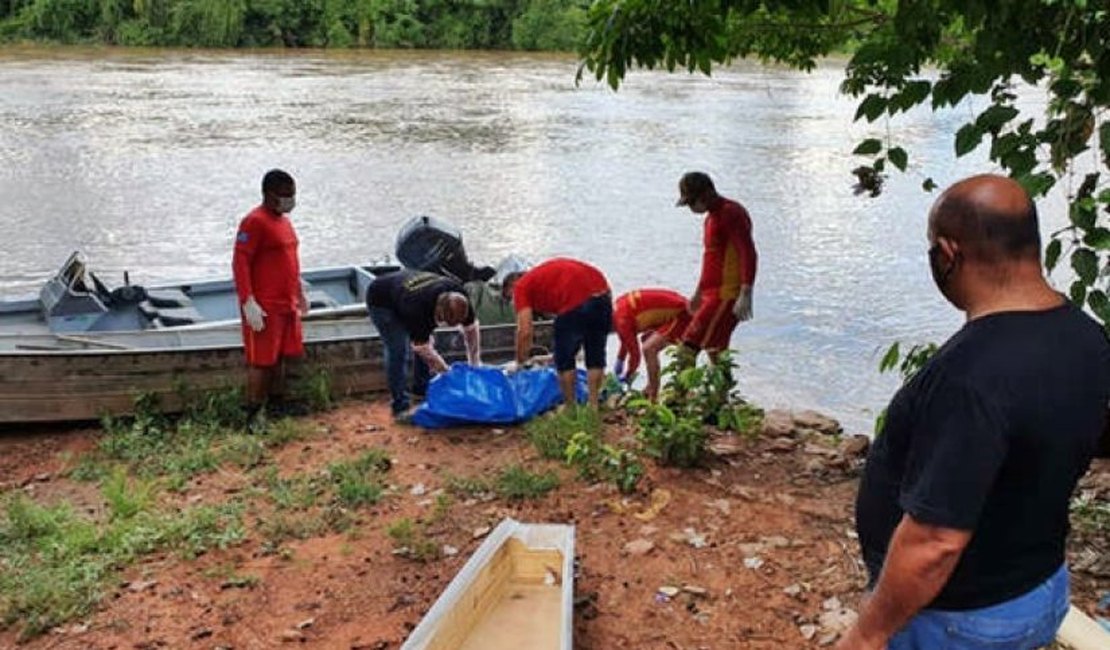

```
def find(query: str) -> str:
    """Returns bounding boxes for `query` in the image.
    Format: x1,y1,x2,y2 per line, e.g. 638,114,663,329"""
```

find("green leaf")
855,95,887,122
1016,172,1055,198
976,104,1019,131
1083,228,1110,250
1070,198,1097,229
1088,290,1110,325
1045,238,1063,271
955,124,983,156
1072,248,1098,284
888,147,908,171
922,178,938,192
900,80,931,108
879,342,900,373
853,138,883,155
1070,280,1088,306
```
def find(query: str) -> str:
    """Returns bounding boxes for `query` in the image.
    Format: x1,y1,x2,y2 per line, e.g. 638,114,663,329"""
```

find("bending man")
612,288,690,401
366,269,480,421
503,258,611,409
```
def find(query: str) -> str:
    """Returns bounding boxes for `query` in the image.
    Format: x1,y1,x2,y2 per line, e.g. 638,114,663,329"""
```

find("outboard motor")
395,215,495,282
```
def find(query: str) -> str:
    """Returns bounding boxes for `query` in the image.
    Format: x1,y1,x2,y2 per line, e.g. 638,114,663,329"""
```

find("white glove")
503,361,521,375
732,286,753,322
242,296,266,332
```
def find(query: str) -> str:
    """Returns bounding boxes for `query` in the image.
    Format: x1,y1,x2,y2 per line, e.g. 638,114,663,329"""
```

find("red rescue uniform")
683,196,758,351
513,258,610,315
613,289,690,378
232,205,304,367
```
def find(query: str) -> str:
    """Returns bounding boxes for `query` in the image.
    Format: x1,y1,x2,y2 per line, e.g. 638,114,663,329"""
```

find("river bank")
0,397,1105,648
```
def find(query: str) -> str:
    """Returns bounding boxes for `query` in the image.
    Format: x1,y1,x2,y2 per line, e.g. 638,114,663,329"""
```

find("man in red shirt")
612,288,690,402
503,258,611,409
675,171,758,364
232,169,309,426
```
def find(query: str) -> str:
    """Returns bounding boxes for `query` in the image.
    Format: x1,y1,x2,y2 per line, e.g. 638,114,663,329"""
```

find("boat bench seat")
145,289,192,309
138,301,205,327
306,290,339,310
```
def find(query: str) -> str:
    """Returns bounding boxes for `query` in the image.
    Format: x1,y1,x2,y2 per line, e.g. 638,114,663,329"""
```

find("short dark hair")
939,193,1041,263
262,169,295,194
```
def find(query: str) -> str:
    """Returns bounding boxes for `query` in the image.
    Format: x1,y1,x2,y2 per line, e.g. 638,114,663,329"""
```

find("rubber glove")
613,358,626,380
242,295,266,332
732,286,753,322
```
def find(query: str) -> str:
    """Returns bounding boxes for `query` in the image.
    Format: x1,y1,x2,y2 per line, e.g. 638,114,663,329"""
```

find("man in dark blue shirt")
838,175,1110,649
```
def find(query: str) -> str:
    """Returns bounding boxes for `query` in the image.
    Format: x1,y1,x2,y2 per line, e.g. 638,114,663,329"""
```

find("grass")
1071,491,1109,535
525,407,602,460
445,465,560,502
203,563,260,589
0,484,244,640
255,449,392,549
70,390,318,488
493,465,560,500
386,518,440,563
328,449,392,508
289,366,335,412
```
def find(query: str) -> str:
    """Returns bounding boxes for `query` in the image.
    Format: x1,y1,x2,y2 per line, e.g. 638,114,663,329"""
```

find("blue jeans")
368,306,430,415
889,564,1069,649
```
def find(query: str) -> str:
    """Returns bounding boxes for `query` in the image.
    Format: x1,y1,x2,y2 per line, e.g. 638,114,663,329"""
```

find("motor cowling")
395,215,495,282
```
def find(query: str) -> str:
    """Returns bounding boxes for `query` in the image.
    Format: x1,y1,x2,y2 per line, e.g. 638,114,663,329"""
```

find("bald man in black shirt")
840,175,1110,649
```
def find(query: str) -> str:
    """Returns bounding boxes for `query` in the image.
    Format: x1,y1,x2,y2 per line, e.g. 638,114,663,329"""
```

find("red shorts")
681,299,738,352
242,312,304,367
654,311,693,343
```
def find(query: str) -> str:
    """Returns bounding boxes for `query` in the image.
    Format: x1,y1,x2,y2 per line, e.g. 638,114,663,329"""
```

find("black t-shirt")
856,302,1110,610
366,270,475,344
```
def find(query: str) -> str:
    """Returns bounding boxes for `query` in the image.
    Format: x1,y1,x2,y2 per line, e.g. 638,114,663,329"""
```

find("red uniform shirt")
614,289,689,378
232,205,301,314
696,196,757,301
513,258,610,315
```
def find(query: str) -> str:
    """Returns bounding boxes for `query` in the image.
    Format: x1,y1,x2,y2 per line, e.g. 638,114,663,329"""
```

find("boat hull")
0,320,552,424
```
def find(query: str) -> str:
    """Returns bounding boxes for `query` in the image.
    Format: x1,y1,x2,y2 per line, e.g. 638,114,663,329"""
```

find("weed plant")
386,518,440,563
0,483,243,640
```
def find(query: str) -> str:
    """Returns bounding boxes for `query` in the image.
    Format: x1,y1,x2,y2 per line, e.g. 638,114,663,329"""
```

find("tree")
579,0,1110,326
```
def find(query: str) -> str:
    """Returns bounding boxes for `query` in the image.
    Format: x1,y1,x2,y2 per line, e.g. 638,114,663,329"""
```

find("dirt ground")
0,400,1106,650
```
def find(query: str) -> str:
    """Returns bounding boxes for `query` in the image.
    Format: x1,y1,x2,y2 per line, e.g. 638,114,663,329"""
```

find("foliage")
633,351,759,467
564,430,643,493
289,366,334,412
446,464,560,500
492,464,560,500
385,517,439,562
0,0,588,51
878,341,938,385
874,341,938,434
1070,490,1109,536
512,0,586,51
525,406,601,460
580,1,1110,328
327,448,392,508
0,490,243,640
76,389,316,486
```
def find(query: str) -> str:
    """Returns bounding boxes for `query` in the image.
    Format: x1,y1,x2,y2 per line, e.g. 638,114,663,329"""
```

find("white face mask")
277,196,296,214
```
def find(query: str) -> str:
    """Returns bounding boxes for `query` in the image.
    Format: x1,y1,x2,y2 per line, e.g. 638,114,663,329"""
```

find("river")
0,47,1070,432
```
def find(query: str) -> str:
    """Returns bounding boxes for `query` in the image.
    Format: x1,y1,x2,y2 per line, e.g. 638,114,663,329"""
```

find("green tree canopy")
0,0,589,50
579,0,1110,326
